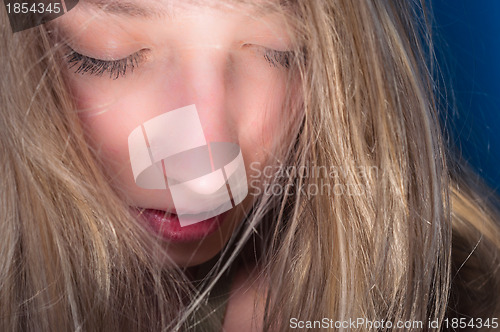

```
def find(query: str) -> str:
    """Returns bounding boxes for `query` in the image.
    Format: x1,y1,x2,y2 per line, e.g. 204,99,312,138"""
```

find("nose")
180,45,237,144
129,47,249,225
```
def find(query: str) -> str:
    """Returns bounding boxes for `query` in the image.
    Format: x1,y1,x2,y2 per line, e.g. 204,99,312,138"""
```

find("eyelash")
64,47,292,79
263,49,292,69
64,49,144,79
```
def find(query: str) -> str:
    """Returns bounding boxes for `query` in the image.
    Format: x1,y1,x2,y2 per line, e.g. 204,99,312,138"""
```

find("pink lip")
134,208,226,242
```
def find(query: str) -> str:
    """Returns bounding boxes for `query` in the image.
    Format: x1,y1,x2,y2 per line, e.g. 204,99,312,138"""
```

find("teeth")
155,209,174,217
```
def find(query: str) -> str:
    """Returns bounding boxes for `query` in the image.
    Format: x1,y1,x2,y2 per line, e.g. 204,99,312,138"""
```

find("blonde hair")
1,0,499,331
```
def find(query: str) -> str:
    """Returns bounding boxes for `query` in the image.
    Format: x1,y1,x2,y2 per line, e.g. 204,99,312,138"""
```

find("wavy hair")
1,0,499,331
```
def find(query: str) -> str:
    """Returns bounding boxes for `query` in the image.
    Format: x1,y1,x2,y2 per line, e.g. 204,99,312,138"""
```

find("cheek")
234,74,288,164
69,78,155,187
80,113,128,161
78,111,137,196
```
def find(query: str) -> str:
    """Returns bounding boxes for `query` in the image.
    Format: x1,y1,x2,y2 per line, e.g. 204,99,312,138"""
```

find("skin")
52,0,293,267
51,1,294,328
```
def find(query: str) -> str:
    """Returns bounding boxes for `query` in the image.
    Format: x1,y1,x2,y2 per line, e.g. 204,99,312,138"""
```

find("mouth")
133,208,226,242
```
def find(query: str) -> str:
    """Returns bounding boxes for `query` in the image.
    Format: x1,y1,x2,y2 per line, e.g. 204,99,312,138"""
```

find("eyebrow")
84,0,170,19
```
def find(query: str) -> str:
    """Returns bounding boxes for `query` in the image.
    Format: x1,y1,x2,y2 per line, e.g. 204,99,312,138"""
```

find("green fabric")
183,256,237,332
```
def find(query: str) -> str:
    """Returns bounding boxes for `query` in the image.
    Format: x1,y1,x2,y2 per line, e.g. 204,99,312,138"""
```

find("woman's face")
53,0,294,266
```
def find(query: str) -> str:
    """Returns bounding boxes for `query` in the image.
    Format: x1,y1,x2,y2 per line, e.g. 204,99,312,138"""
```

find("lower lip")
135,208,225,242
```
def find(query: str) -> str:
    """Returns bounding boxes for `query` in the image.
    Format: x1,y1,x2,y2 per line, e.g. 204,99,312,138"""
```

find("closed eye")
63,45,292,79
263,48,292,69
63,47,147,79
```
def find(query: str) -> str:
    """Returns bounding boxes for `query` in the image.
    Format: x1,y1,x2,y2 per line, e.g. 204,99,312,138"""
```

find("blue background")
432,0,500,190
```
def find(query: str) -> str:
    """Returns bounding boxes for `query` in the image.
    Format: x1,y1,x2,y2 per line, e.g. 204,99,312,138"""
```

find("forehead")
79,0,284,19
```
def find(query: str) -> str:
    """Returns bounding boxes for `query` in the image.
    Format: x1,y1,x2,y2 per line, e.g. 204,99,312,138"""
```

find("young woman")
1,0,499,331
